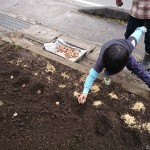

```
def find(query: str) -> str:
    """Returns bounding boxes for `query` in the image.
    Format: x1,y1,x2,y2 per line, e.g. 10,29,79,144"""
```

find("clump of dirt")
0,41,150,150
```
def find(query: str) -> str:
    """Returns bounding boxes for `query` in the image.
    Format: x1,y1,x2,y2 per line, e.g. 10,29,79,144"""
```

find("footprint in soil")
71,98,87,116
120,127,142,147
95,114,113,137
29,82,45,95
12,76,30,88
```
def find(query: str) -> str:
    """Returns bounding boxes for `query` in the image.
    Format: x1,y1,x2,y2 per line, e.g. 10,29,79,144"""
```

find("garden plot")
0,41,150,150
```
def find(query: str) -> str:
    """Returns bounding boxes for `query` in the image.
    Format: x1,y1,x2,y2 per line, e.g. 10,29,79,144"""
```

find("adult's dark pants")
124,15,150,55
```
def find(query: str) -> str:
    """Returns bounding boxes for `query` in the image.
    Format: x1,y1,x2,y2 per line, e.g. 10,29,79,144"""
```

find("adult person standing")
116,0,150,70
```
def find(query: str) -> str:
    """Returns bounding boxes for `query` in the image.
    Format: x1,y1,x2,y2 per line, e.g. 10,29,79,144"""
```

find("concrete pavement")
79,6,129,21
0,6,149,100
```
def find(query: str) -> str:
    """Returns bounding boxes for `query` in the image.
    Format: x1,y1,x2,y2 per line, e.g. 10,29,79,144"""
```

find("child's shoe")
103,76,111,85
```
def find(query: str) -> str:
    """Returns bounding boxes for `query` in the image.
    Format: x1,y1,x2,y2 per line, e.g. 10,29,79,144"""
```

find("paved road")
66,0,132,10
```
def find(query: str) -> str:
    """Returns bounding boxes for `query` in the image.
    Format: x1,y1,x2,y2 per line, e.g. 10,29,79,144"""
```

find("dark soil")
0,41,150,150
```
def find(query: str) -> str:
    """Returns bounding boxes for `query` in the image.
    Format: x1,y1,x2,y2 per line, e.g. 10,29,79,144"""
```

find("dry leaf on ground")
108,92,118,99
131,102,145,112
73,91,80,98
91,85,100,93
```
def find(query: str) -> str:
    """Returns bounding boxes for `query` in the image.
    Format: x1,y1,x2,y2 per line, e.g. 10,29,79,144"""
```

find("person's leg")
125,15,145,39
142,20,150,69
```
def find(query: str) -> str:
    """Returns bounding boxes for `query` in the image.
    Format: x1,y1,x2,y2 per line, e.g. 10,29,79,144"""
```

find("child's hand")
138,26,147,33
78,93,87,104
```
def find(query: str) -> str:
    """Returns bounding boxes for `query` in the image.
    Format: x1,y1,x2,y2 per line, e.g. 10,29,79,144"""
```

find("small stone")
0,101,4,106
37,90,41,94
56,102,59,105
2,113,7,118
20,122,25,126
10,76,14,79
22,84,26,87
26,116,29,120
64,111,68,115
67,108,71,113
2,92,7,96
19,127,23,131
23,65,28,68
13,112,18,117
51,114,56,119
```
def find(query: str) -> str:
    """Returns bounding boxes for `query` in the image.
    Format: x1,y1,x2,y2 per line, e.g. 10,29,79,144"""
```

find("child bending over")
78,26,150,104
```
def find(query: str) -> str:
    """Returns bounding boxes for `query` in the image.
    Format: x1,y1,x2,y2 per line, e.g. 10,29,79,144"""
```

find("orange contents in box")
56,45,79,58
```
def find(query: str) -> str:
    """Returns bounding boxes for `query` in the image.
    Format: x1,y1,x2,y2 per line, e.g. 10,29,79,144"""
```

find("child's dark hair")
103,44,129,74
